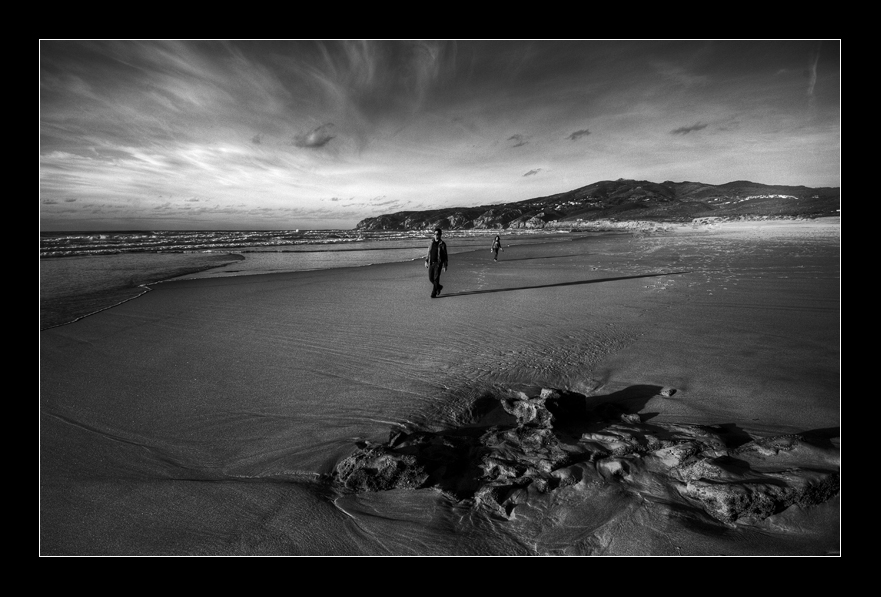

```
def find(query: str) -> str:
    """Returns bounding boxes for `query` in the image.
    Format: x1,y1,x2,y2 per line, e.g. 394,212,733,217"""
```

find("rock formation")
332,385,840,525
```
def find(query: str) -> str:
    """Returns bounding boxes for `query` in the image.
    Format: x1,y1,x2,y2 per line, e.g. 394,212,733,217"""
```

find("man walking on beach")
425,228,448,298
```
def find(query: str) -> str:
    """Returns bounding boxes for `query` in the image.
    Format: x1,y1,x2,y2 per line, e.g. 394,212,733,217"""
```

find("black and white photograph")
40,40,840,556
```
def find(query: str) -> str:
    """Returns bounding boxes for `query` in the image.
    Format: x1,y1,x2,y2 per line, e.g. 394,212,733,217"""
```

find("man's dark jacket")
426,239,448,266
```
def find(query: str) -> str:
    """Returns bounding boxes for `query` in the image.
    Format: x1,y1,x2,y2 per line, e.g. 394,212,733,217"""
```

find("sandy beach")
39,218,840,556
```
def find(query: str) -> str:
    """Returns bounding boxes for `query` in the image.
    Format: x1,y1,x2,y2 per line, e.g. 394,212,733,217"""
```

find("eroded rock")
330,386,840,526
334,442,429,492
681,466,840,524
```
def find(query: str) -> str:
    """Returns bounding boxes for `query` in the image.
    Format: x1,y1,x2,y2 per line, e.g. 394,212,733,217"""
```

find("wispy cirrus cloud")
39,40,841,230
670,122,708,135
295,40,454,151
653,61,710,88
807,44,820,100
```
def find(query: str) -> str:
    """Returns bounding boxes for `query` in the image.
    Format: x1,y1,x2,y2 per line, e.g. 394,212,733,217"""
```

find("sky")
40,40,841,231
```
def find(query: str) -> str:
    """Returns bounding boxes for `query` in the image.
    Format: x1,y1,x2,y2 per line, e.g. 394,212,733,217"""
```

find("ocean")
39,228,575,330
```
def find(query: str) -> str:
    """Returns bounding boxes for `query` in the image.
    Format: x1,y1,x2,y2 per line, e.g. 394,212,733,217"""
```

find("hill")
354,179,840,231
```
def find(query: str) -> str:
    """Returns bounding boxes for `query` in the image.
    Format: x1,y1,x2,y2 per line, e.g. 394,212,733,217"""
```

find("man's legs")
428,263,442,297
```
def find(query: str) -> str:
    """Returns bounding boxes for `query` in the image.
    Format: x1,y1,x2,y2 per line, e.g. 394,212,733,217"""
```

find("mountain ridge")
355,179,840,231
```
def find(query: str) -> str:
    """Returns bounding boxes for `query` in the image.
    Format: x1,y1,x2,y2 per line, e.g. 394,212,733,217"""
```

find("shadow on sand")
439,271,691,298
492,253,584,262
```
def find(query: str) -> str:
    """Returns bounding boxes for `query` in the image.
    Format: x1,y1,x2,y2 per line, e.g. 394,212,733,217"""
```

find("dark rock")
734,434,803,457
331,385,840,526
681,467,840,524
333,443,429,492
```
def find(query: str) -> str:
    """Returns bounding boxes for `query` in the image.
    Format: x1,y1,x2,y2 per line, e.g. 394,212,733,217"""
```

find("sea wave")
39,228,527,258
39,229,439,258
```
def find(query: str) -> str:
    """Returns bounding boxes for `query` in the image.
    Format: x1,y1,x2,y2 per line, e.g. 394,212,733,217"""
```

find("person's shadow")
438,272,690,297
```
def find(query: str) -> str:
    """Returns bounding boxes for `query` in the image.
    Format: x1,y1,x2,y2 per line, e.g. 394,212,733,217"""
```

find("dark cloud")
670,122,708,135
251,133,263,145
64,198,77,202
294,123,336,148
566,129,591,141
43,199,59,205
523,168,542,177
508,134,528,148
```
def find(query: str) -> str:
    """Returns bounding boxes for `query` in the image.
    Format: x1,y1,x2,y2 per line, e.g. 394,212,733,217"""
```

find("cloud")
452,116,479,134
508,134,528,147
566,129,591,141
807,45,820,97
653,61,710,88
670,122,708,135
523,168,542,177
251,133,263,144
64,198,77,202
294,123,336,148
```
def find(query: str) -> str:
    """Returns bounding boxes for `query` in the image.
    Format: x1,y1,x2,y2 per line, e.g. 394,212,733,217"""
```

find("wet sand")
40,218,840,555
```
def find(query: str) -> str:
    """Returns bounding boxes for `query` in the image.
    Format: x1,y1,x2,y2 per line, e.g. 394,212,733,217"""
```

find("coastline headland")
355,178,839,232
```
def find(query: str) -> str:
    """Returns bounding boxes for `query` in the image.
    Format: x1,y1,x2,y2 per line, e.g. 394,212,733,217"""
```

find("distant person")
491,235,504,261
425,228,448,298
